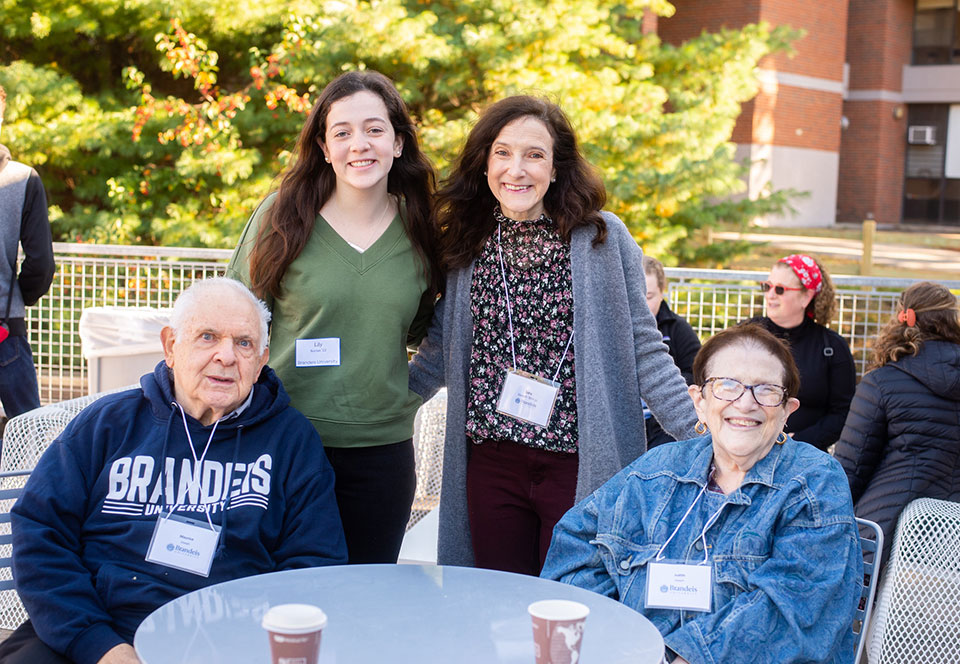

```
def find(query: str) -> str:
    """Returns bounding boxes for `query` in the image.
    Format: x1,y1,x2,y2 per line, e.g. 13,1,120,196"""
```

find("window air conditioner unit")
908,125,937,145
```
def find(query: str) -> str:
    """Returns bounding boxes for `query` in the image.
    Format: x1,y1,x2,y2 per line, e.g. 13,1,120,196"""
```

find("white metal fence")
29,243,231,404
662,268,960,377
21,245,960,405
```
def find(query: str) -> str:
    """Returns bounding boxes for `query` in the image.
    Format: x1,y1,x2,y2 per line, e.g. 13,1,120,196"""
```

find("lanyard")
495,223,574,382
655,476,729,565
162,403,221,531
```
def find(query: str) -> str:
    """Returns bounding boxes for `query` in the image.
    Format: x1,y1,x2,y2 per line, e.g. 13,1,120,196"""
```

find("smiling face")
320,90,403,196
161,292,269,426
689,341,799,474
764,264,815,329
486,115,555,220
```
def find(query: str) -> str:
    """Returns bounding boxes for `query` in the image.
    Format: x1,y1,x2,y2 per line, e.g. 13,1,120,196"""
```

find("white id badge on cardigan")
495,368,561,427
295,337,341,367
644,561,713,612
145,513,221,577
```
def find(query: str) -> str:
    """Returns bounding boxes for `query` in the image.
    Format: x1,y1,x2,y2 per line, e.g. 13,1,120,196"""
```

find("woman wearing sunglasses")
750,254,855,450
543,323,862,664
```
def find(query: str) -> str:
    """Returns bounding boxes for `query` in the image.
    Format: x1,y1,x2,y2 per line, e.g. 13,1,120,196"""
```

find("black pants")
0,620,72,663
324,439,416,564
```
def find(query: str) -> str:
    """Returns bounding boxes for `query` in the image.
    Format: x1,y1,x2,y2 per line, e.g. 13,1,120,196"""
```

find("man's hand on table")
97,643,141,664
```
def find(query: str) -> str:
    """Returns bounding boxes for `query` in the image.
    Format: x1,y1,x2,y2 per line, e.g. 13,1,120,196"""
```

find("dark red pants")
466,439,578,576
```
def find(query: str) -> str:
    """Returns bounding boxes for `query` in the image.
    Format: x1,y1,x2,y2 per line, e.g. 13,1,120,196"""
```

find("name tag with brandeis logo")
146,512,221,577
495,368,561,428
644,561,713,612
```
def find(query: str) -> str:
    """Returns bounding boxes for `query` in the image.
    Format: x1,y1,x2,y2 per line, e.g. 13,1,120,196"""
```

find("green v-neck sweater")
227,194,433,447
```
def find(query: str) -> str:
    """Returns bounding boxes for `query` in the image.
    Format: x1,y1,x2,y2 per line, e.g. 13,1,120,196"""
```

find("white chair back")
867,498,960,663
407,389,447,531
0,470,32,629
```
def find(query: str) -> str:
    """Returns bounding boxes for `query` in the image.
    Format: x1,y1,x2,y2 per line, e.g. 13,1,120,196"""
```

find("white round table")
134,563,664,663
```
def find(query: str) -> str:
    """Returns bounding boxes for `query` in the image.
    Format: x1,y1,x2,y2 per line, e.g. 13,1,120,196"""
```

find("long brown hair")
249,70,441,298
871,281,960,368
437,96,607,270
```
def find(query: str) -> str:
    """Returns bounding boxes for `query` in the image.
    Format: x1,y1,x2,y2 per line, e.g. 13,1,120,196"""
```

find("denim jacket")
541,435,862,664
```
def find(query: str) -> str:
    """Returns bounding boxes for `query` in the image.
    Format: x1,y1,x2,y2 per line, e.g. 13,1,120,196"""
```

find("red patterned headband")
778,254,822,294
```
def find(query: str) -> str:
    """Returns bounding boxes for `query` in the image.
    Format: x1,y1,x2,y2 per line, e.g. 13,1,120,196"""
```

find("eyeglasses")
760,281,805,296
701,377,788,407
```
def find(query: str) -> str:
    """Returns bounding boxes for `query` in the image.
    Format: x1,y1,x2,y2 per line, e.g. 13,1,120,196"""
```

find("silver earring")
551,176,556,182
395,151,402,157
483,171,487,176
324,156,330,163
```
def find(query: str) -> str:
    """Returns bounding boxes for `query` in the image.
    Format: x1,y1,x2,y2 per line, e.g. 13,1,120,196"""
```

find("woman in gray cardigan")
409,96,697,573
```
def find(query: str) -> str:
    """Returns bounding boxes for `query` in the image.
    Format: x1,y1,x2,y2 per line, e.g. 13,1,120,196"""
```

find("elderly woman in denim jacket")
542,323,863,664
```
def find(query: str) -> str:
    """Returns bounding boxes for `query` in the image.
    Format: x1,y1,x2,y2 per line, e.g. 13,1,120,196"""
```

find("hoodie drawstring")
215,425,243,559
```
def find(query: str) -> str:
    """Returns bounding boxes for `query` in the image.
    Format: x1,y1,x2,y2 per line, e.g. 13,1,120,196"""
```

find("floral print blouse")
465,208,578,453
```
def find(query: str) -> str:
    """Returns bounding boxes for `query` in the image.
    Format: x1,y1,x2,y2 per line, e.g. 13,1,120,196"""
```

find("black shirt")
751,316,857,450
646,301,701,448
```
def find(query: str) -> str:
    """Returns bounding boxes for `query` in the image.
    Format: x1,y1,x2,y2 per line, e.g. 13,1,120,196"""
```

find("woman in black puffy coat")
835,281,960,564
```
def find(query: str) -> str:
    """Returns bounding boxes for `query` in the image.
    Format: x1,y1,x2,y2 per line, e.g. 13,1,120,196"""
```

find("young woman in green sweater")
228,70,441,564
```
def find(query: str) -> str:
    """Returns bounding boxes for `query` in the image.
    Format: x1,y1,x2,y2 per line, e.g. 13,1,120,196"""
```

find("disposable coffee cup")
528,599,589,664
261,603,327,664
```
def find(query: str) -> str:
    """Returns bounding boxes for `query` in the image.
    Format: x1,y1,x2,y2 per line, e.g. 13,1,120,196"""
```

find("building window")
914,0,960,64
904,104,960,225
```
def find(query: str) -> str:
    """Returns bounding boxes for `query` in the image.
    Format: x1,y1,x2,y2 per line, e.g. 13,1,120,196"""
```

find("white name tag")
495,368,560,428
645,561,713,612
295,338,341,367
145,513,221,577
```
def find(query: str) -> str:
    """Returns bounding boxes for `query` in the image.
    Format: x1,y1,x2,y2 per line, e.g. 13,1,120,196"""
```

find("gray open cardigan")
408,211,698,566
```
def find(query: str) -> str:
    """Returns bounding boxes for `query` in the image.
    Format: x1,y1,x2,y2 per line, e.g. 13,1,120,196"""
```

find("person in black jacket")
642,255,701,448
0,84,55,419
834,281,960,565
749,254,855,451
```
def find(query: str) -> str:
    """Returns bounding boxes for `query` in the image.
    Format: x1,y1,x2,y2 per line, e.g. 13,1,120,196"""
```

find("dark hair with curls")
249,70,441,298
870,281,960,369
436,95,607,270
693,323,801,399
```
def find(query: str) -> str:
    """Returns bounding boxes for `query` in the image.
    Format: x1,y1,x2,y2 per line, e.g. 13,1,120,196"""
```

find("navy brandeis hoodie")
11,362,347,664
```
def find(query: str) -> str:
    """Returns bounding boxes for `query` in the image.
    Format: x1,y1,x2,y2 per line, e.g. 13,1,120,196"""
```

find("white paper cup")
262,603,327,664
528,600,589,664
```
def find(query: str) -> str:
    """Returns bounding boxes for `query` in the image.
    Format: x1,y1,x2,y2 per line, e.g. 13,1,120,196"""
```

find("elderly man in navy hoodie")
0,277,347,664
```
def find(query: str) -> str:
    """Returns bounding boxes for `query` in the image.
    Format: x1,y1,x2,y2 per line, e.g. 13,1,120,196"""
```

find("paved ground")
714,231,960,275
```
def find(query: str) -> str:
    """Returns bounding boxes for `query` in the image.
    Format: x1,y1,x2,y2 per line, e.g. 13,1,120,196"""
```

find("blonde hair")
870,281,960,369
642,255,666,292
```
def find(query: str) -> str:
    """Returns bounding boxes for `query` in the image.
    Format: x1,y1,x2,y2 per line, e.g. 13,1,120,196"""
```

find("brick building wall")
661,0,846,150
837,0,914,223
661,0,848,226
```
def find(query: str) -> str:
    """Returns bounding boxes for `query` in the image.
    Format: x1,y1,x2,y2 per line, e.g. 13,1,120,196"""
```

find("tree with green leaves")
1,0,797,263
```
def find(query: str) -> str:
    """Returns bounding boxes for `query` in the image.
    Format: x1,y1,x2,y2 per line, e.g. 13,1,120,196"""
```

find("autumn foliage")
1,1,796,262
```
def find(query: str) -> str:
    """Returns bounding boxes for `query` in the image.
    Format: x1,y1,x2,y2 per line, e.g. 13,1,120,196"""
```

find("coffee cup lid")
528,599,590,621
261,603,328,634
